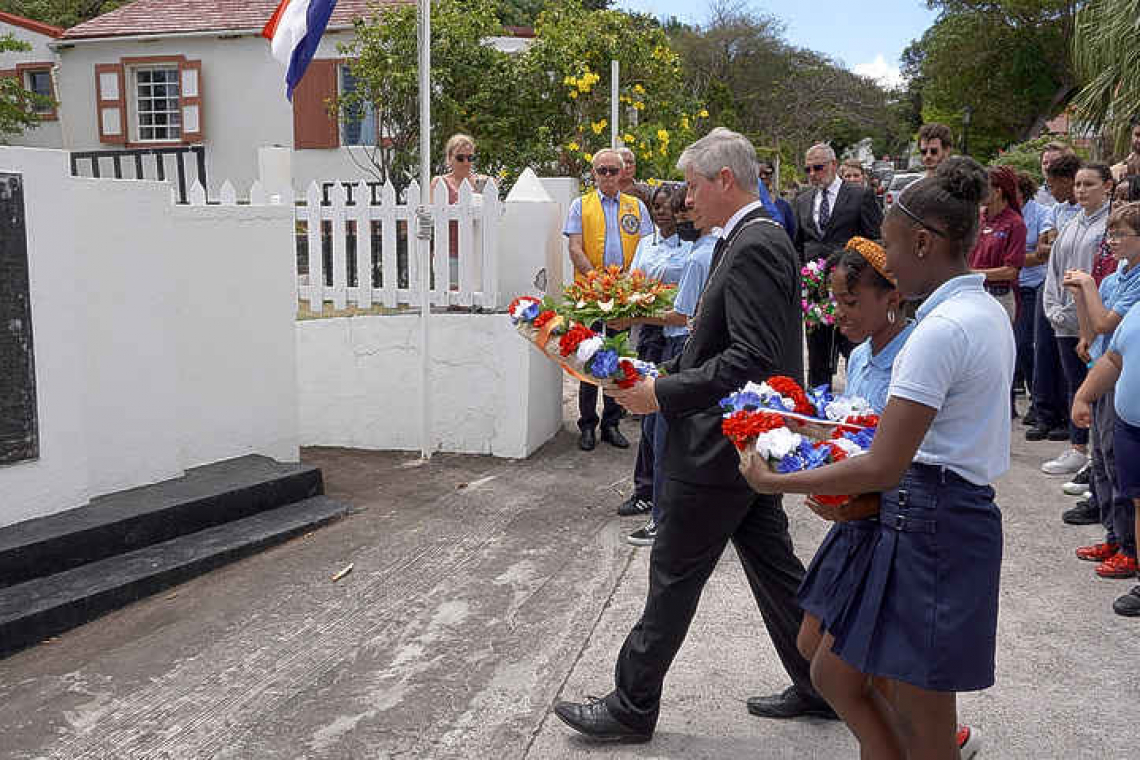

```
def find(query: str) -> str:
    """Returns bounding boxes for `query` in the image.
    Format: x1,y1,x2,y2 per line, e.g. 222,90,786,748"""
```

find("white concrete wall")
297,314,562,458
0,20,63,149
0,147,298,528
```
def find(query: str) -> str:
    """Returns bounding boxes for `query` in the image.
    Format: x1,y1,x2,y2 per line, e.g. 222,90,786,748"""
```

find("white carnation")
754,427,802,461
576,336,605,364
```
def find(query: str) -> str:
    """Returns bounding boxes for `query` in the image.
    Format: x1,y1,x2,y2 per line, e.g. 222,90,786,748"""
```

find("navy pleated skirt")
797,463,1003,692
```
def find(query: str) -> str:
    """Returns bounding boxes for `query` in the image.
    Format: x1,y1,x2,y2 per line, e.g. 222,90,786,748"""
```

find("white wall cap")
505,168,553,203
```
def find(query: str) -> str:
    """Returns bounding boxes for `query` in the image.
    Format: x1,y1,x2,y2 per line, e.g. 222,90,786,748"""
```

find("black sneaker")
1025,426,1049,442
627,518,657,546
1062,498,1099,526
617,495,652,517
1047,426,1072,442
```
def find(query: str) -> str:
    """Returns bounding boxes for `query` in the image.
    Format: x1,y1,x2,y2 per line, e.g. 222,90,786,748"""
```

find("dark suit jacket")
655,206,803,488
793,181,883,264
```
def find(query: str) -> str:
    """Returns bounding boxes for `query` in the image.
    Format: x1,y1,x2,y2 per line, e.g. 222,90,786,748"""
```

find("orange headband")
844,236,895,285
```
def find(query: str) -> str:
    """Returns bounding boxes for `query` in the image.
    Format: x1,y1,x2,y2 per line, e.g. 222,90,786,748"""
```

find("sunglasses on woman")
454,154,476,163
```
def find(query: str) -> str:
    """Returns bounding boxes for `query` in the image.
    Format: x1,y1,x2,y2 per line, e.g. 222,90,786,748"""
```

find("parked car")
884,172,924,211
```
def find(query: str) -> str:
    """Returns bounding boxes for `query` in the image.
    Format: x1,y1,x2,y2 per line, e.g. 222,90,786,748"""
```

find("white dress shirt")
811,175,844,230
721,201,764,241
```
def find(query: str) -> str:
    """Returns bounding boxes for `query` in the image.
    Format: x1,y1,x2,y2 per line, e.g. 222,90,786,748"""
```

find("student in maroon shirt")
971,166,1028,322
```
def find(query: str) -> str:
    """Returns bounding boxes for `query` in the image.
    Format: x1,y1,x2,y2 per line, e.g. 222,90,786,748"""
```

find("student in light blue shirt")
630,187,692,286
740,158,1012,758
621,184,691,522
796,236,919,719
1064,203,1140,579
1073,298,1140,615
624,193,718,547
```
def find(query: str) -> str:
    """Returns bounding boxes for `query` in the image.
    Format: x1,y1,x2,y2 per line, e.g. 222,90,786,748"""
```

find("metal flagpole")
611,59,619,148
417,0,432,459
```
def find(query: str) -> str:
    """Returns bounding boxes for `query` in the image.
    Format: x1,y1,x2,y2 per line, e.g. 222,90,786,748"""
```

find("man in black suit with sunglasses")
792,143,883,388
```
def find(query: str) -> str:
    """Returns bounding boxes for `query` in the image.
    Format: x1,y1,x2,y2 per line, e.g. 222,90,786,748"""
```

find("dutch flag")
262,0,340,100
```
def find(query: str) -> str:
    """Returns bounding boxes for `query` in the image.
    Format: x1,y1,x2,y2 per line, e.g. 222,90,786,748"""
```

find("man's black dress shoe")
553,697,652,742
1114,586,1140,617
579,429,596,451
600,426,630,449
746,686,839,720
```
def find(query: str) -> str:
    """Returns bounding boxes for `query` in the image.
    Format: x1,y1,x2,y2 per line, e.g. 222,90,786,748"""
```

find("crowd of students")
991,137,1140,617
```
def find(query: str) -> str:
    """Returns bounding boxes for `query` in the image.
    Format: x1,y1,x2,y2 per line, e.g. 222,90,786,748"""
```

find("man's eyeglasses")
595,166,621,177
804,163,828,174
921,147,942,156
1106,231,1140,242
454,154,476,163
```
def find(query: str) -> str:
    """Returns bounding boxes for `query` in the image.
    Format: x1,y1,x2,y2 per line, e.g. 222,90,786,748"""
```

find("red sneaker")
957,725,982,759
1096,552,1139,579
1076,542,1120,562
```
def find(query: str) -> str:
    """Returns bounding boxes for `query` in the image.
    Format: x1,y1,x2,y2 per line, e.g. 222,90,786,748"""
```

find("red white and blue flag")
262,0,340,100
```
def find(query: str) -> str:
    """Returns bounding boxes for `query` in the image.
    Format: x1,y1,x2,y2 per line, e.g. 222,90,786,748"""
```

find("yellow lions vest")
580,191,642,277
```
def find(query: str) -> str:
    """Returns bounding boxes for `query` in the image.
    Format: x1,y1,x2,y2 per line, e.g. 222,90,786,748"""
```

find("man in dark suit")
793,143,883,388
553,128,834,744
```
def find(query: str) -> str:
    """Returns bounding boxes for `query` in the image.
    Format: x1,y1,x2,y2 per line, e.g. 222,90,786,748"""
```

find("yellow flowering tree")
513,2,708,181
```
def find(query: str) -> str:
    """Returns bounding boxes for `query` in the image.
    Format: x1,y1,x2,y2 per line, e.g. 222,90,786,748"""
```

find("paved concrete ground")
1,387,1138,759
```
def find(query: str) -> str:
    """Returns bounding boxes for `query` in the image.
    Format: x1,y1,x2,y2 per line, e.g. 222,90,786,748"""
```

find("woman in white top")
740,157,1015,760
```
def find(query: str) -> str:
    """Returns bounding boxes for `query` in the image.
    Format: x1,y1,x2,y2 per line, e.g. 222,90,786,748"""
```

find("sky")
613,0,940,89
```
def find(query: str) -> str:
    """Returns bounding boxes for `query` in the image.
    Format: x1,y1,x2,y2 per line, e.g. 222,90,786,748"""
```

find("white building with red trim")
14,0,533,193
0,10,65,148
46,0,424,191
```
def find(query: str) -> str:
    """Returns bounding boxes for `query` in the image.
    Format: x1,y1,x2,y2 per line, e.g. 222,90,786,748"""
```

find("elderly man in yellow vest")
563,148,654,451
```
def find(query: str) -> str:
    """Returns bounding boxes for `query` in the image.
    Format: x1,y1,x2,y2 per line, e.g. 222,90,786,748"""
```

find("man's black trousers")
604,476,816,732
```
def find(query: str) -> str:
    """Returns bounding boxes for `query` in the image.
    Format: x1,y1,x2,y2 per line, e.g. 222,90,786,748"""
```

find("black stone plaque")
0,173,39,465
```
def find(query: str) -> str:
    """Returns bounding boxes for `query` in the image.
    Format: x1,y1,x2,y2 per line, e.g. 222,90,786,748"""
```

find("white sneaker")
1062,463,1092,494
1042,448,1088,476
958,725,982,759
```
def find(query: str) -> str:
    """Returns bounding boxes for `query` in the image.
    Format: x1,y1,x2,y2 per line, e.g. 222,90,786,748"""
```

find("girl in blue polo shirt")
1074,302,1140,617
740,157,1013,758
797,236,914,658
1064,202,1140,581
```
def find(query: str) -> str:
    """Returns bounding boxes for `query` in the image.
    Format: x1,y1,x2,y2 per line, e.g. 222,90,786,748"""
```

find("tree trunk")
1022,82,1078,141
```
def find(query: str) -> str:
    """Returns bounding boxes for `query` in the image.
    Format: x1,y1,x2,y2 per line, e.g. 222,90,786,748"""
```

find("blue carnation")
804,444,833,470
589,349,619,379
777,453,807,474
521,302,540,321
844,428,876,450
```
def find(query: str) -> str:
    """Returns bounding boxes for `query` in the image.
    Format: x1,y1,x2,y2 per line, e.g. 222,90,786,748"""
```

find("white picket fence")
183,176,501,311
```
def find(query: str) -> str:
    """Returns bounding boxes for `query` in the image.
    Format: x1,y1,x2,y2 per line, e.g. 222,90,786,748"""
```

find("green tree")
495,0,610,27
0,1,128,28
1070,0,1140,150
339,0,703,188
0,34,47,141
669,3,909,181
337,0,507,189
905,0,1077,162
516,2,703,180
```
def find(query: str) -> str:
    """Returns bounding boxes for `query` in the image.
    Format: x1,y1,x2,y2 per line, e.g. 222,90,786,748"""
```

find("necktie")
818,187,831,231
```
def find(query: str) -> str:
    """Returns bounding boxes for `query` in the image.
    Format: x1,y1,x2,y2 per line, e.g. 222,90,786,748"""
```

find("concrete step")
0,455,323,589
0,495,349,657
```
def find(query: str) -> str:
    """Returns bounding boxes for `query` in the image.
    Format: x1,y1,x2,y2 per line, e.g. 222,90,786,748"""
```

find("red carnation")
722,410,788,450
615,360,641,389
559,324,595,357
767,375,816,416
533,310,557,329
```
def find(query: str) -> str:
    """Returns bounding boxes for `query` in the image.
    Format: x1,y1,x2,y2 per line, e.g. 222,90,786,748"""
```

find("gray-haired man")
553,128,833,743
